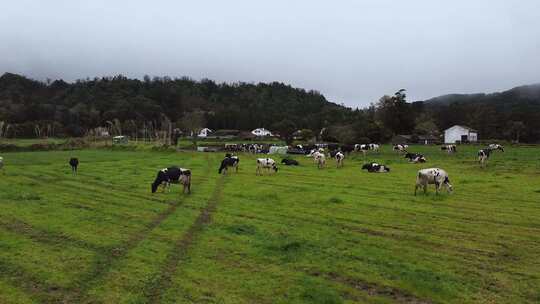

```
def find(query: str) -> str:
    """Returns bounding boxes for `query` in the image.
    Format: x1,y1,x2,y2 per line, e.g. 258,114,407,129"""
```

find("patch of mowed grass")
0,146,540,303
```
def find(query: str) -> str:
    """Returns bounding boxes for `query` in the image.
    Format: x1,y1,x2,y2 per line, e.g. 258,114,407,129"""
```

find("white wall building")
444,125,478,143
197,128,213,137
251,128,273,137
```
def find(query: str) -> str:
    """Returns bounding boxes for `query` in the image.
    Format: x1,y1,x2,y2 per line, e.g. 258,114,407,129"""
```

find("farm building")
197,128,213,137
251,128,273,137
444,125,478,143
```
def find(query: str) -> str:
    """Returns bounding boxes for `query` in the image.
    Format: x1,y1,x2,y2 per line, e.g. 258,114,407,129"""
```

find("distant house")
251,128,273,137
444,125,478,143
197,128,213,138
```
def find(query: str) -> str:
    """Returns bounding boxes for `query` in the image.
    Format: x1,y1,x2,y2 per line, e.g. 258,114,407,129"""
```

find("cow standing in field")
478,144,504,167
69,158,79,175
311,151,326,169
441,145,457,154
218,154,240,174
256,158,278,175
281,158,299,166
151,167,191,194
335,151,344,168
393,144,409,153
361,162,390,173
405,153,427,163
488,144,504,151
415,168,453,195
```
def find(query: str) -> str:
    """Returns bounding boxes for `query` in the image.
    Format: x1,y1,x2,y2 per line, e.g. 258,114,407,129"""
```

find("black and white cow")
478,144,504,166
478,148,491,166
361,162,390,173
218,154,240,174
256,158,278,175
69,158,79,175
355,143,379,154
441,145,457,154
335,151,345,168
405,153,427,163
151,167,191,194
281,158,299,166
393,144,408,153
310,151,326,169
415,168,452,195
488,144,504,152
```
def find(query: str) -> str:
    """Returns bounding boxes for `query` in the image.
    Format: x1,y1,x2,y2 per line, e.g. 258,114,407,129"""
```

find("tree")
507,121,526,142
179,111,206,147
272,119,296,145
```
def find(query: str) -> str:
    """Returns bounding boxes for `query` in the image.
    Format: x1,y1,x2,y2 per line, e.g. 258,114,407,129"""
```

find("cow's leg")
414,184,419,196
435,182,440,195
423,184,427,194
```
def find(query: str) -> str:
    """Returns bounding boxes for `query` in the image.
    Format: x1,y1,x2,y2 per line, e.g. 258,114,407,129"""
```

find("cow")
256,158,278,175
69,158,79,175
151,167,191,194
488,144,504,152
405,153,427,163
361,162,390,173
478,145,504,166
441,145,457,154
218,154,240,174
478,148,492,166
415,168,452,195
281,158,299,166
355,143,379,155
335,151,344,168
311,151,326,169
393,144,408,153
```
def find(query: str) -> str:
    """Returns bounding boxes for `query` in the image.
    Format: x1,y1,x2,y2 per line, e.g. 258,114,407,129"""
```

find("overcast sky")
1,0,539,107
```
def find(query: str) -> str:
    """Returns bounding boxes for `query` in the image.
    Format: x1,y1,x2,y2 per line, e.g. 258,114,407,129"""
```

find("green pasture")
0,145,539,303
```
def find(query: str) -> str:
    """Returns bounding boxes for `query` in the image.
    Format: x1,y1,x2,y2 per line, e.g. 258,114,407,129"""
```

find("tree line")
0,72,539,143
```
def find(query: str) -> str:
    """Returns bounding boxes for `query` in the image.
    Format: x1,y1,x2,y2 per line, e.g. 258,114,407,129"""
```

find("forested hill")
422,84,540,142
1,72,540,142
0,73,354,138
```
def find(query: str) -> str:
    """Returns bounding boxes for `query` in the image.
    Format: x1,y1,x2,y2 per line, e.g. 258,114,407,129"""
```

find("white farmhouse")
197,128,213,137
251,128,273,137
444,125,478,143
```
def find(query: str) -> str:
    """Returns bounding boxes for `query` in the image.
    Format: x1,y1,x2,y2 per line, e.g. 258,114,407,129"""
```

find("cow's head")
151,182,159,193
444,176,453,193
361,164,370,170
272,164,279,172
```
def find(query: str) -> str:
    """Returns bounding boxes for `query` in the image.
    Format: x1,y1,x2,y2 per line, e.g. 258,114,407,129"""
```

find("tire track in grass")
0,219,107,253
308,270,434,304
144,174,224,303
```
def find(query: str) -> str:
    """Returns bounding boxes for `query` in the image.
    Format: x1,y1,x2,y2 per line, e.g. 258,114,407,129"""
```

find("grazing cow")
335,151,344,168
405,153,427,163
393,144,409,153
441,144,457,154
218,155,240,174
488,144,504,152
69,158,79,175
361,162,390,173
478,148,492,166
151,167,191,194
311,151,326,169
256,158,278,175
281,158,299,166
415,168,452,195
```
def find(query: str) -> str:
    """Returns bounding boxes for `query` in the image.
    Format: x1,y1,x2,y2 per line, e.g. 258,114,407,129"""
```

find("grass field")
0,145,539,303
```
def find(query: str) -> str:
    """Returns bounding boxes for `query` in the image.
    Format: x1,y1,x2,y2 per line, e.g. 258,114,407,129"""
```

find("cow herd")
0,143,505,196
